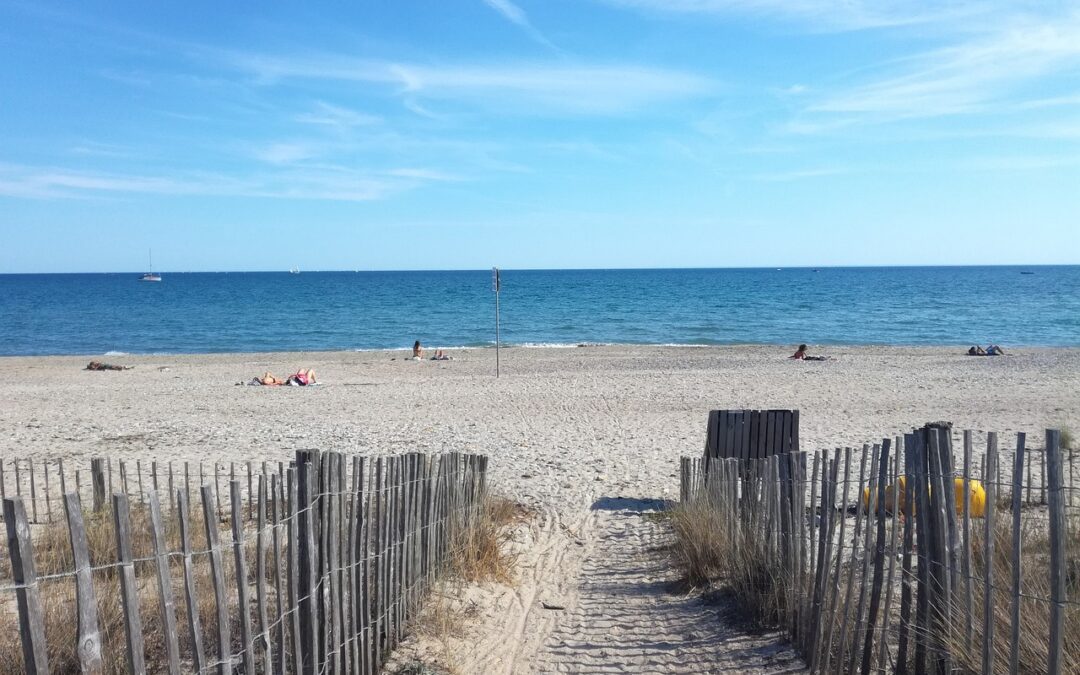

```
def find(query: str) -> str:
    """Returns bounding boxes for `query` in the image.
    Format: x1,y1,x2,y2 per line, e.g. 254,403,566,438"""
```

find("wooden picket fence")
0,450,488,674
680,424,1077,674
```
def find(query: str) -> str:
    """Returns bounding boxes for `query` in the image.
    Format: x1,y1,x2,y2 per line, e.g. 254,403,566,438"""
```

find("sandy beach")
3,344,1078,672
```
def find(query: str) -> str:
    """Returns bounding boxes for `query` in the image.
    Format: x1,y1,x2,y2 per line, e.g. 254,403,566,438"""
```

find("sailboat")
139,250,162,282
289,267,300,275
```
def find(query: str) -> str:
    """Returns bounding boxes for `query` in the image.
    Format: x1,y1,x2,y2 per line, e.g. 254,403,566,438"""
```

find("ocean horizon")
2,265,1077,356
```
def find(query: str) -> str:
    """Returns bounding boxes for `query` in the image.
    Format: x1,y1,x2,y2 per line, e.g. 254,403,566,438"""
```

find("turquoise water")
0,266,1077,355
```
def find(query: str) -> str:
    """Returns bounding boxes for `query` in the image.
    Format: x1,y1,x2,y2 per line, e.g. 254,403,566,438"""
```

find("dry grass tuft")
948,513,1080,674
667,498,788,629
446,495,526,584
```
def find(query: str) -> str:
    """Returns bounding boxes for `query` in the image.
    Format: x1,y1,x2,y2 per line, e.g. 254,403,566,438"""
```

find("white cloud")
481,0,560,51
216,51,714,114
790,14,1080,126
253,142,321,164
0,162,456,202
595,0,987,32
295,101,381,128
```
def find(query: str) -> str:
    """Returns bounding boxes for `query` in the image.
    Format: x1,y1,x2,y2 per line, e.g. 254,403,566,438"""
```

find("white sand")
2,345,1078,673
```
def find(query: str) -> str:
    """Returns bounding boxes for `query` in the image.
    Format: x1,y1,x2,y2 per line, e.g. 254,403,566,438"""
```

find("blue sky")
1,0,1078,272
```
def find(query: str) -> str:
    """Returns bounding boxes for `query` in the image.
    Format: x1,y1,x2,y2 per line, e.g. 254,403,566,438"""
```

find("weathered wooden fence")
680,424,1077,674
0,456,302,527
0,450,488,674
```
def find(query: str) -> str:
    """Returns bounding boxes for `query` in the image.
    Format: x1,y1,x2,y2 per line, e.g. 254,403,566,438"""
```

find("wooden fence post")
201,485,232,675
861,438,892,674
4,496,49,674
256,475,273,675
177,489,207,672
897,433,916,675
981,432,998,675
1009,432,1026,675
1046,429,1066,675
231,481,257,675
287,468,303,675
296,452,319,675
113,492,147,674
148,491,182,675
63,492,103,675
91,458,106,512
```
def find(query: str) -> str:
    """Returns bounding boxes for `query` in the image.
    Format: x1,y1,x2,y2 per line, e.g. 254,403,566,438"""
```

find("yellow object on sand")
862,476,986,518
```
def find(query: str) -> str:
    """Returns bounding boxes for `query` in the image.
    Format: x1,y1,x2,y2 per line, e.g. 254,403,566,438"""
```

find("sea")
0,266,1077,356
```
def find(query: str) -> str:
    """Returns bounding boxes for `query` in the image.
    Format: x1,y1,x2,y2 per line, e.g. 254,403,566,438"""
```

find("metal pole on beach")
493,267,501,378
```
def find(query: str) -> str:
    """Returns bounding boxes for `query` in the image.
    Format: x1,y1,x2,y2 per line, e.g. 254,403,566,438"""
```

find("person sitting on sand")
430,349,450,361
86,361,132,371
790,344,828,361
413,340,424,360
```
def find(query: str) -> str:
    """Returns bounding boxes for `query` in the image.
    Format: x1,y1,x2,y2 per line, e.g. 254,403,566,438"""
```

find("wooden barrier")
681,425,1075,674
0,451,487,674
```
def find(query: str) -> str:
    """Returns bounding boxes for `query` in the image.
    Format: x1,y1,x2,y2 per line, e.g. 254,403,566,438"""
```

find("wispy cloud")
0,162,455,202
214,50,714,114
253,142,321,164
768,11,1080,137
752,167,847,181
595,0,988,32
295,101,381,128
481,0,560,51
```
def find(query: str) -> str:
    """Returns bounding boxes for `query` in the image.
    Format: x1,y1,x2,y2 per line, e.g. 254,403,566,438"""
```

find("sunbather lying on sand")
86,361,132,371
249,369,317,386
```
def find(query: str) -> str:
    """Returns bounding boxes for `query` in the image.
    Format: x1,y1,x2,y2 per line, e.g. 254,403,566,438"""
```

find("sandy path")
528,498,803,674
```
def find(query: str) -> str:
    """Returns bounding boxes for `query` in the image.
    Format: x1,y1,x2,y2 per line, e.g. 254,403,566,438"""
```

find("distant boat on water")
1020,271,1035,275
139,250,161,282
289,267,300,274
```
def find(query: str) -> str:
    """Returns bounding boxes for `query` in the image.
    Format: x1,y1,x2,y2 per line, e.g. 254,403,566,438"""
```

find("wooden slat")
113,493,147,674
63,492,103,675
741,413,752,462
792,410,800,453
705,410,719,457
287,468,303,675
231,481,256,675
962,430,975,653
926,428,952,674
877,437,903,672
861,438,891,674
1046,429,1065,675
346,456,360,673
28,457,37,520
828,447,860,675
723,411,736,460
731,412,744,465
177,489,207,672
201,485,232,675
91,458,106,512
256,476,273,675
765,411,776,460
1009,432,1026,675
4,496,49,674
982,432,998,675
328,454,343,675
148,491,182,675
747,413,760,463
272,474,287,675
